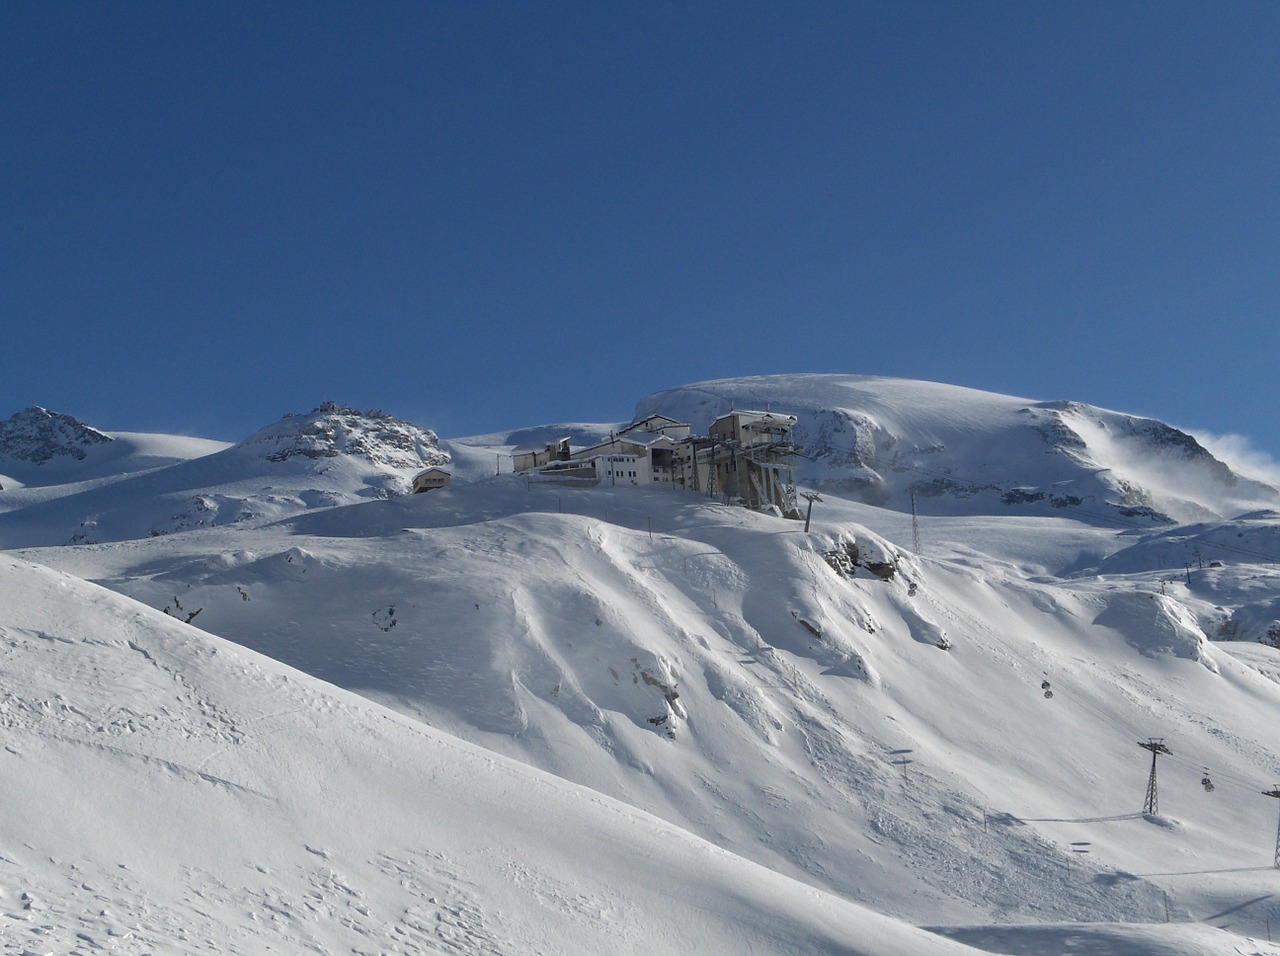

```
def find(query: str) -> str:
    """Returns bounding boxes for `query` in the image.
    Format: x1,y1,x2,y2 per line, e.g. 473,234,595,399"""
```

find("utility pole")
1139,738,1172,815
801,492,822,533
911,492,922,556
1263,786,1280,868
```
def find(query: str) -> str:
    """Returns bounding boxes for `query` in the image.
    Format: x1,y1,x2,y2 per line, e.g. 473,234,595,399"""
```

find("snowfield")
2,555,982,955
5,376,1280,955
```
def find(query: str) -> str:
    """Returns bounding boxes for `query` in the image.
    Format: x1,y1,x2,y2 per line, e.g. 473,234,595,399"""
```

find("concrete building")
512,437,571,473
411,467,452,493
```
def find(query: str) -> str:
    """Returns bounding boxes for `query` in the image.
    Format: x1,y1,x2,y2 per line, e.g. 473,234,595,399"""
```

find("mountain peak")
0,406,113,465
235,402,450,471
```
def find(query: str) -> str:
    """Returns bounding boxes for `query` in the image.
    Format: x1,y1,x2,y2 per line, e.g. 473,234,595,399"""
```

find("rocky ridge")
0,406,113,465
235,402,450,472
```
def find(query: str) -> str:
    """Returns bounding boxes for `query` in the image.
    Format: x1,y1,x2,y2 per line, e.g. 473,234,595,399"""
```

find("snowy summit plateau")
4,373,1280,955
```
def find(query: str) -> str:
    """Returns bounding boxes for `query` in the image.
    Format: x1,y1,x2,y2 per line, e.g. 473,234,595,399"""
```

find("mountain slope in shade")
0,554,988,956
0,403,448,547
634,374,1280,525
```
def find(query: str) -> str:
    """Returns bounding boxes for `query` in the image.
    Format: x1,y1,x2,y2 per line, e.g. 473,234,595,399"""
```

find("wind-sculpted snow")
634,374,1280,525
1093,592,1219,671
0,555,988,955
21,476,1280,953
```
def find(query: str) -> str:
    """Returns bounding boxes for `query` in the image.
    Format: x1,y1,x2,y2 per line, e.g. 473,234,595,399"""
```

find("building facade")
411,467,453,493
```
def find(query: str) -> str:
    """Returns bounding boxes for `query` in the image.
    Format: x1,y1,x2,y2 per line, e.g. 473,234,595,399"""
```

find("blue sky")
4,2,1279,460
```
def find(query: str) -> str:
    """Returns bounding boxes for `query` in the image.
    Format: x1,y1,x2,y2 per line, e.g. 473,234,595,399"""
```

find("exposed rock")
0,406,113,464
235,403,450,471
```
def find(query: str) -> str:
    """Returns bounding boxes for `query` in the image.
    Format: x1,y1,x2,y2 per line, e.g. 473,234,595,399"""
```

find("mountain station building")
514,410,803,518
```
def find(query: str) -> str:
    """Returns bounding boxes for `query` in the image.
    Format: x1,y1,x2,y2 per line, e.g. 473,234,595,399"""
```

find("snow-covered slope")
20,479,1280,949
0,554,984,955
8,377,1280,955
635,374,1280,524
0,403,447,547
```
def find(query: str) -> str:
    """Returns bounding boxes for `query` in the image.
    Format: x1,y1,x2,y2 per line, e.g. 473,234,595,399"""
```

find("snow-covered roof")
620,413,687,432
713,409,798,429
574,431,674,459
513,436,571,455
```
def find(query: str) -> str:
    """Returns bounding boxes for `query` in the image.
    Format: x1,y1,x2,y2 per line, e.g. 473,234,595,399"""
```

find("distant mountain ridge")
0,403,450,547
635,374,1279,525
3,376,1276,540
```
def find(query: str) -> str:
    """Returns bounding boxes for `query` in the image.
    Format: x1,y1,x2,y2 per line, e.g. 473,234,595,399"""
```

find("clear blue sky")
4,2,1278,457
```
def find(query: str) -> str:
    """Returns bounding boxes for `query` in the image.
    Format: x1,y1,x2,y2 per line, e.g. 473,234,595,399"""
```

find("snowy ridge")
635,374,1280,524
0,404,450,547
236,401,449,470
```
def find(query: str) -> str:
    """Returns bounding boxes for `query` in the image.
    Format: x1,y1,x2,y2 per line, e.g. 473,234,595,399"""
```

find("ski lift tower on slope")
1138,738,1172,816
1263,786,1280,868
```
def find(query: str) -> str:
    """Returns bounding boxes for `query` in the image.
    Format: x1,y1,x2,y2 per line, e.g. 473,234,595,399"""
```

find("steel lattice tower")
911,492,921,556
1264,787,1280,868
1139,738,1171,816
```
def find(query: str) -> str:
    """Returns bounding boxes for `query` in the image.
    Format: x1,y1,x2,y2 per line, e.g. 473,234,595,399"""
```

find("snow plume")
1191,430,1280,490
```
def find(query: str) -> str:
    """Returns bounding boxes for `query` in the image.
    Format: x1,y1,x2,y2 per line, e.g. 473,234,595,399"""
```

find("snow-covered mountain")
6,376,1280,954
0,406,229,495
0,403,448,547
636,374,1280,525
0,405,114,465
